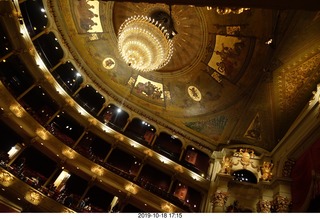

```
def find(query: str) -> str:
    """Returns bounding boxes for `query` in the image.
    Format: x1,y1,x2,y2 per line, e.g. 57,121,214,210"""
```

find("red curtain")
144,130,154,144
185,150,198,165
174,185,188,201
291,138,320,211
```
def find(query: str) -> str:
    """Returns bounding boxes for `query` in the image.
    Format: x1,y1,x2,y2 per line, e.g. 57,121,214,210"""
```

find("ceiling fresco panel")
51,0,319,152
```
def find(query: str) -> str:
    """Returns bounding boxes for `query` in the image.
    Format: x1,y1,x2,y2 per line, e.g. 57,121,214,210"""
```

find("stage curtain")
291,138,320,211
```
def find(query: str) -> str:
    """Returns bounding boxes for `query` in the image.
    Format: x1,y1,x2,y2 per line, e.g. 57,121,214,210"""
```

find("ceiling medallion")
117,12,175,72
188,86,202,102
102,57,115,69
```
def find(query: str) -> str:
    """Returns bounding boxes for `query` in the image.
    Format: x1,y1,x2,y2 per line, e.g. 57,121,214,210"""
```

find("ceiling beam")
102,0,320,11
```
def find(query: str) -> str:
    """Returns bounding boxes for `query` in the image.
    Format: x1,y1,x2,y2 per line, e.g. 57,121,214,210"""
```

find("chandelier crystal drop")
118,15,174,72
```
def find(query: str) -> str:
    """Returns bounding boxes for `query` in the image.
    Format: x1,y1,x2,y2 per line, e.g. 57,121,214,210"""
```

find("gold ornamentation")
125,183,138,194
260,161,273,181
25,190,43,205
273,195,291,212
102,57,115,69
62,148,76,159
233,148,256,169
0,170,14,187
9,104,24,118
211,191,228,207
257,200,272,213
220,156,233,174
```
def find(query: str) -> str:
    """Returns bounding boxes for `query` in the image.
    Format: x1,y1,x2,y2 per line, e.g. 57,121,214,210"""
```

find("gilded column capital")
211,191,228,207
273,195,291,212
257,200,272,213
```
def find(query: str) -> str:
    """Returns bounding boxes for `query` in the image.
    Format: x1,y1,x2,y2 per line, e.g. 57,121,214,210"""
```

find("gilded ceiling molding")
277,50,320,115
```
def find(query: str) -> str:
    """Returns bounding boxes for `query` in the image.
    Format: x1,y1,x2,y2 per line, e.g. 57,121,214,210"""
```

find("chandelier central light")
118,13,175,72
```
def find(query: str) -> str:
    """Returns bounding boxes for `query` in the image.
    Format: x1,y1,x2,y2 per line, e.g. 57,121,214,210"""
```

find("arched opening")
232,169,257,184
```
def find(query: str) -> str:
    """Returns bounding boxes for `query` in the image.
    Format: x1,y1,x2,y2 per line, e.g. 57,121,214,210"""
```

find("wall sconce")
114,133,124,141
25,190,43,205
9,104,24,118
0,170,14,187
88,117,97,126
66,97,75,107
62,148,75,159
143,149,153,157
161,203,173,212
91,165,104,176
125,183,138,195
36,128,48,140
44,74,54,84
174,165,184,173
158,154,171,164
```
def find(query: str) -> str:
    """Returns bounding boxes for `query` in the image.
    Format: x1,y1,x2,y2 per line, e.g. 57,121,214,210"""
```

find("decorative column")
149,132,158,148
206,159,214,180
103,143,116,162
133,156,147,181
178,146,186,162
0,51,14,63
167,173,177,194
72,83,85,97
211,191,228,212
72,129,88,149
42,166,61,188
16,83,37,101
77,177,95,209
122,117,131,132
204,151,231,212
45,108,61,126
257,182,274,213
271,178,292,212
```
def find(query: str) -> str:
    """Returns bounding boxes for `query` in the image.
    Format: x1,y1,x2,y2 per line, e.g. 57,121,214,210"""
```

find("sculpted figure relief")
260,161,274,181
220,156,233,174
239,148,255,168
232,148,257,169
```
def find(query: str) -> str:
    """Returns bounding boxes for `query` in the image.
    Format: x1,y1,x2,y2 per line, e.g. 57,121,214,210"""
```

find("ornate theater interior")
0,0,320,213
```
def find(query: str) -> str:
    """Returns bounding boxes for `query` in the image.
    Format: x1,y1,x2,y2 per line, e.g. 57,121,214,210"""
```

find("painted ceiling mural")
52,0,320,152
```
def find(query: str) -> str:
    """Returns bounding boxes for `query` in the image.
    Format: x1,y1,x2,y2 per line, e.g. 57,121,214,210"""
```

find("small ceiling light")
265,38,273,45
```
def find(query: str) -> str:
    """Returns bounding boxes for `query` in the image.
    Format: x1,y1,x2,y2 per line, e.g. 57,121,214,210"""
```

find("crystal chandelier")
118,15,174,72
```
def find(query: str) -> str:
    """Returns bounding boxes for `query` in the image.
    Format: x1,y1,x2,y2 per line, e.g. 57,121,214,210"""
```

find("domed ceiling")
50,0,320,152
